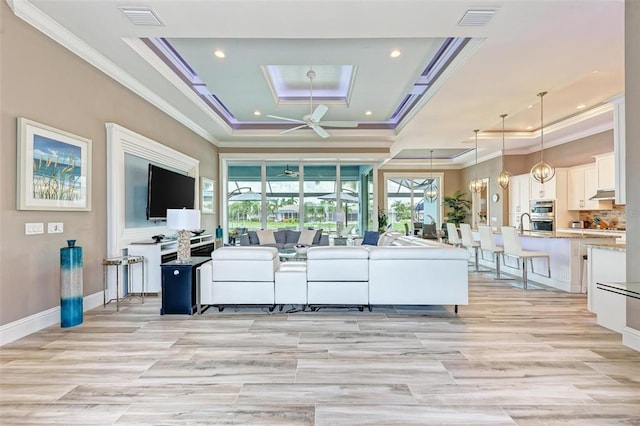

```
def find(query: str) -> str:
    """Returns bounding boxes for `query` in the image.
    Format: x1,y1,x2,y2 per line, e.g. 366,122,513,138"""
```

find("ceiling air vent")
458,9,495,26
119,7,164,26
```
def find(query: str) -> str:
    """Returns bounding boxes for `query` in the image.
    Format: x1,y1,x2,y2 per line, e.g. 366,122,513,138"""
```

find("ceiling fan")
267,69,359,139
278,165,299,177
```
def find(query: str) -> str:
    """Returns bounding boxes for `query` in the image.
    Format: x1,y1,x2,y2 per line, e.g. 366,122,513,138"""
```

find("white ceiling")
10,0,625,167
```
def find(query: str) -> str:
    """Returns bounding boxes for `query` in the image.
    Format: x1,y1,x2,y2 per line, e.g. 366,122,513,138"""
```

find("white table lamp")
167,208,201,263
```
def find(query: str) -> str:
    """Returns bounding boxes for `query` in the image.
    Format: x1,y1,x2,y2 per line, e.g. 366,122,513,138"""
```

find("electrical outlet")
491,217,497,223
25,223,44,235
48,222,64,233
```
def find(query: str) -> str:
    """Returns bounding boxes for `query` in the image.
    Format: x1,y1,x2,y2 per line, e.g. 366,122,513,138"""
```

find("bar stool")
460,223,486,272
500,226,551,290
446,223,462,247
478,225,510,280
102,255,145,311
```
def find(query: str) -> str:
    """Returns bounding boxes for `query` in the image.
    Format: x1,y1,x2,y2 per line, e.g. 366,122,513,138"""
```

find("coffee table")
278,248,307,262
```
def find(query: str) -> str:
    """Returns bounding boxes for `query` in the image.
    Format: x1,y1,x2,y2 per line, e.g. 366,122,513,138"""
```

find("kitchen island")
478,230,619,293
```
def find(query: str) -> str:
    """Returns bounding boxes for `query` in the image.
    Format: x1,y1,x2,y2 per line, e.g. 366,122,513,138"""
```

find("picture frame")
17,117,92,211
201,177,215,214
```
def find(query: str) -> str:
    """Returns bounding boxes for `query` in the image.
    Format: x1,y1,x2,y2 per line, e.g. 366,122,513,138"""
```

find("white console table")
128,234,214,293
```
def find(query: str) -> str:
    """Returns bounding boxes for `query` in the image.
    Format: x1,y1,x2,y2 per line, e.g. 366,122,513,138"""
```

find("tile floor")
1,273,639,425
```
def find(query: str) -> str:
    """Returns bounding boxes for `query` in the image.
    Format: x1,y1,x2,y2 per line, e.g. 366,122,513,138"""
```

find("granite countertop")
514,230,622,239
585,242,626,252
556,227,626,234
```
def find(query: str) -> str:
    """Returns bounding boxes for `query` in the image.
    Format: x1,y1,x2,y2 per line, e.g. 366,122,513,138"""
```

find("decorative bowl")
295,244,309,254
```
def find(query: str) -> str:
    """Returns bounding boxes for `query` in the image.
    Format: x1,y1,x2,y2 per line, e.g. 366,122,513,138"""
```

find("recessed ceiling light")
213,49,225,58
527,104,533,109
253,110,261,116
576,104,586,109
365,110,373,116
527,126,533,130
390,50,401,58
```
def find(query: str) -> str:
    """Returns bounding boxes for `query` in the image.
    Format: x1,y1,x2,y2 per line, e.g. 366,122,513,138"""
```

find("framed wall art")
17,117,92,211
201,177,215,214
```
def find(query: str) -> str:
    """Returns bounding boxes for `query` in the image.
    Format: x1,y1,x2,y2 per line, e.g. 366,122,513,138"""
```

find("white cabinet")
128,234,214,293
595,152,615,190
568,164,612,211
508,174,531,229
530,173,557,201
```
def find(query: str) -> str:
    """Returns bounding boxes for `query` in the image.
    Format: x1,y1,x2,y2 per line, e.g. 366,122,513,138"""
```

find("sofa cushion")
312,229,323,245
273,230,286,244
307,246,370,260
368,246,469,260
257,229,276,245
362,231,380,246
211,246,278,260
298,229,316,246
247,230,259,245
285,230,301,244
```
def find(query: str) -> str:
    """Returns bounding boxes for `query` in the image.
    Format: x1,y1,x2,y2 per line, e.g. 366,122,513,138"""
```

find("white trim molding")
0,292,103,346
623,326,640,352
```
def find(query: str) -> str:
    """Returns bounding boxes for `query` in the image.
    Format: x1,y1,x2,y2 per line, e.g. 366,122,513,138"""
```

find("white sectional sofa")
306,246,370,307
198,246,280,311
197,232,470,313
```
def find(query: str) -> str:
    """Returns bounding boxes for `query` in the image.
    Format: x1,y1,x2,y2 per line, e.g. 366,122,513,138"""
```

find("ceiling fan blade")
267,114,306,124
310,104,328,122
318,121,359,128
312,125,330,139
280,124,308,134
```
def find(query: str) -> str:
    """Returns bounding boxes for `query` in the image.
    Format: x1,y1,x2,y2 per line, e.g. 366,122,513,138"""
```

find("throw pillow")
362,230,380,246
312,229,323,245
298,229,316,246
247,231,259,245
256,229,276,245
273,230,287,244
285,230,301,244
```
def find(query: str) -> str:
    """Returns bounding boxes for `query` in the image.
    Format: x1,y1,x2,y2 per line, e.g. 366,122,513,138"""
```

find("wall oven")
530,200,555,232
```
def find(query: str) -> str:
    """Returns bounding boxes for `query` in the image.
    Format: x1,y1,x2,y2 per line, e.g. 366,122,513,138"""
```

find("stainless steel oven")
530,200,555,232
530,218,554,232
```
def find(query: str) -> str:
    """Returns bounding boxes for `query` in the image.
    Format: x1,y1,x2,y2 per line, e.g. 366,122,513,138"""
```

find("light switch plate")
25,223,44,235
48,222,64,233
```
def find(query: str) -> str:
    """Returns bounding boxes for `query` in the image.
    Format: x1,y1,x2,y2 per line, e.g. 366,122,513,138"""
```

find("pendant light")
468,129,485,194
497,113,512,189
424,149,438,202
530,91,555,183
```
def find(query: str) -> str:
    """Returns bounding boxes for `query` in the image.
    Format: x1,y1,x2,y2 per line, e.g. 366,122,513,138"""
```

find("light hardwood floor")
1,272,639,425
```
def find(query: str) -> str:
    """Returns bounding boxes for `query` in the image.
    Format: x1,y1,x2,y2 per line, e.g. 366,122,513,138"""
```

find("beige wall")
625,0,639,329
0,2,218,325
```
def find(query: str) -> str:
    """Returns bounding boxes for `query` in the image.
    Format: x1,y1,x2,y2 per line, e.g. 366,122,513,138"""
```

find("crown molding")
9,0,216,143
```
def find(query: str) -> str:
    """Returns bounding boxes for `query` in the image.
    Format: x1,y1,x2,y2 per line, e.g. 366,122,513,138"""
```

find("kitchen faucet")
519,212,531,233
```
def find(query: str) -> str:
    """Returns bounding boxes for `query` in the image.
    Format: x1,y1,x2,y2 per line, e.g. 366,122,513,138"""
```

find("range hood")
589,189,615,201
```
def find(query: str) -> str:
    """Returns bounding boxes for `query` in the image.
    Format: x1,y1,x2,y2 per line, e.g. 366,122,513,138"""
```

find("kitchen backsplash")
579,204,626,229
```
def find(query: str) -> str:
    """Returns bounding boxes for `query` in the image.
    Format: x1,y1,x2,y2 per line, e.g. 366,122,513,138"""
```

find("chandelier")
468,129,485,194
497,113,512,189
530,91,556,184
424,150,438,202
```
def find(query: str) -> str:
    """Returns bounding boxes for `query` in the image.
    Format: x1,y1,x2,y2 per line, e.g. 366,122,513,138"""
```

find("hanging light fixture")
468,129,485,194
424,149,438,202
530,91,555,183
497,113,512,189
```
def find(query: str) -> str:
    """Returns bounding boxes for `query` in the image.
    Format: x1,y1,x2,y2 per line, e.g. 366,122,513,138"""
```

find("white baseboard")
622,326,640,352
0,291,103,346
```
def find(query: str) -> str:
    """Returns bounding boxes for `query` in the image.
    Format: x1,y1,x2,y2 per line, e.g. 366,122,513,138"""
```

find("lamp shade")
166,209,201,230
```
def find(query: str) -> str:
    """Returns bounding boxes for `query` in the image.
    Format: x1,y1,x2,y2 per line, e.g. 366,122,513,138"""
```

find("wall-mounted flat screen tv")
146,164,195,220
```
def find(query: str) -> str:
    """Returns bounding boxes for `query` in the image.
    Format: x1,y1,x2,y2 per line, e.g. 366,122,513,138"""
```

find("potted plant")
377,208,389,233
443,190,471,224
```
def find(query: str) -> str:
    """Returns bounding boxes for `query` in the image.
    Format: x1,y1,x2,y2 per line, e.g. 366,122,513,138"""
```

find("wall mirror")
472,178,489,228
